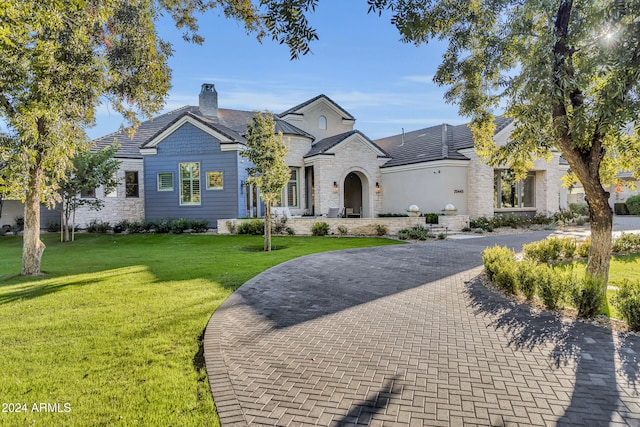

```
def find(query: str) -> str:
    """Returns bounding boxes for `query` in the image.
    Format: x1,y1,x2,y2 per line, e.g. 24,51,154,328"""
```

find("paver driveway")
204,232,640,426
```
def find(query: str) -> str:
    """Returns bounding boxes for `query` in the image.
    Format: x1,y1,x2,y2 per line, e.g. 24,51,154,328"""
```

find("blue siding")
144,122,241,227
237,155,250,217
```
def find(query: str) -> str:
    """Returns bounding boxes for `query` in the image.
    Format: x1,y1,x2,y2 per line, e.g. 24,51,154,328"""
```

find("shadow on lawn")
465,278,640,425
0,266,149,305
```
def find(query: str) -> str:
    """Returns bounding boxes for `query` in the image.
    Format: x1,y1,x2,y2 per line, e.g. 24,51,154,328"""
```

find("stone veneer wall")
72,158,145,227
217,215,469,236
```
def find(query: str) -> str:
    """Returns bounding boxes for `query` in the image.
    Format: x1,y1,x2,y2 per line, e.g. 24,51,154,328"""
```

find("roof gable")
304,130,389,159
279,94,355,122
140,112,245,149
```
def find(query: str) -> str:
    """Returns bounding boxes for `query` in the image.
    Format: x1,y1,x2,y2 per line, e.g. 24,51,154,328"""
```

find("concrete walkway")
204,231,640,426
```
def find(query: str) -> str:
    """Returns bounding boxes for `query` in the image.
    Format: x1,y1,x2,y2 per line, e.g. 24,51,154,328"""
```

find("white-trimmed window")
180,162,201,205
158,173,174,191
206,171,223,190
318,115,327,130
494,170,535,209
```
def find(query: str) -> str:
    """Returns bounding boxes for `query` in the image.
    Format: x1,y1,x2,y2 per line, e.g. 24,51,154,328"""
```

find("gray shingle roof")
376,116,513,168
279,94,355,121
304,130,389,158
93,106,313,158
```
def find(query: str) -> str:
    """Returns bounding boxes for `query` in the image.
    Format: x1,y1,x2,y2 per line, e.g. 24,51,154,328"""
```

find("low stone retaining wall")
217,215,470,236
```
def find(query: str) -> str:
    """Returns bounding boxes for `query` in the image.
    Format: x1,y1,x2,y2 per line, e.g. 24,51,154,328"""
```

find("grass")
0,233,401,426
554,252,640,320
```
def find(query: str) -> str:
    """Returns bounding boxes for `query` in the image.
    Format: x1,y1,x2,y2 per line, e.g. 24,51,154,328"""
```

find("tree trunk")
22,165,46,276
585,184,613,283
63,200,70,242
264,200,272,252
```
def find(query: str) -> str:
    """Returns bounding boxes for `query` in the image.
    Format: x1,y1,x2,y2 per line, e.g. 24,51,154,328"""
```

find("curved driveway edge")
204,232,640,426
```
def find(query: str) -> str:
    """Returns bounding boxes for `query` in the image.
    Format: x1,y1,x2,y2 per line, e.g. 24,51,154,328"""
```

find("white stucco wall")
380,161,469,215
0,200,24,228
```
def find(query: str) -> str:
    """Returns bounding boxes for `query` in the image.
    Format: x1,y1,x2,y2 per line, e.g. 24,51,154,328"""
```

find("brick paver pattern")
204,233,640,426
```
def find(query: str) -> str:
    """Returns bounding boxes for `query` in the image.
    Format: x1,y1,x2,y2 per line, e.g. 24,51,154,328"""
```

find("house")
375,119,566,218
34,83,567,230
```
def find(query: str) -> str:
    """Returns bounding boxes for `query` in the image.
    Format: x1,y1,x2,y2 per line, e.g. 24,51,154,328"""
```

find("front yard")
0,233,400,426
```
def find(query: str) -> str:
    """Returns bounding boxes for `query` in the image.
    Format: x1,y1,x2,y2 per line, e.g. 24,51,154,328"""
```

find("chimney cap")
201,83,216,93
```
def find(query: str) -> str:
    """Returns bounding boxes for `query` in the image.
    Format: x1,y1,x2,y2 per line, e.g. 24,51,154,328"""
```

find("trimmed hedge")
626,195,640,215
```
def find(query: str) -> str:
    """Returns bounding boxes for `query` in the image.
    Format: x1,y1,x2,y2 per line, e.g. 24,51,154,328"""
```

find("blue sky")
91,3,466,141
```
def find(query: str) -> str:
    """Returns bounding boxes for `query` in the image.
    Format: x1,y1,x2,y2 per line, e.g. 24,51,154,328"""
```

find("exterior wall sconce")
375,182,381,193
332,181,339,193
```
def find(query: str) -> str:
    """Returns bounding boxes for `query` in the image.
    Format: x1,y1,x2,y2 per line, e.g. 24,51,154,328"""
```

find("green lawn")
555,253,640,319
0,233,401,426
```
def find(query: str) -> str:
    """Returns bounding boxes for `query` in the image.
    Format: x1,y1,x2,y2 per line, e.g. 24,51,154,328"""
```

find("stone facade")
70,158,145,227
305,136,387,218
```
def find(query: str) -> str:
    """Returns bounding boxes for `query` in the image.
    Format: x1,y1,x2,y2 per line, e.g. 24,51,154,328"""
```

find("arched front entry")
343,171,371,217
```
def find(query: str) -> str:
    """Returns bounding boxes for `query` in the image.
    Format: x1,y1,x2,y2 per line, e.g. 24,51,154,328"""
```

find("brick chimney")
199,83,218,118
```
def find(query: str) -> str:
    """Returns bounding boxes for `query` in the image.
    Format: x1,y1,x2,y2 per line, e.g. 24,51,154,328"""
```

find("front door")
344,172,362,217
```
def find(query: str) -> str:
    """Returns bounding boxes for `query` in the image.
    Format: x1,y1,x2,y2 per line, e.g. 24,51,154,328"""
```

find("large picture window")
283,168,299,208
494,170,535,209
180,162,201,205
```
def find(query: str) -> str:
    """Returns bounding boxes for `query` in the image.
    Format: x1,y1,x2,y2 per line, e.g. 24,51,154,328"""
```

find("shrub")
531,214,554,225
337,225,348,236
523,237,563,263
571,275,606,319
272,217,288,234
575,215,587,226
482,246,516,282
612,232,640,253
46,221,61,233
378,213,409,217
127,221,146,234
86,219,111,233
437,233,446,240
569,202,589,216
470,216,493,231
311,222,329,236
561,238,577,259
494,213,522,229
626,195,640,215
237,220,265,235
614,203,630,216
553,209,577,225
226,221,237,234
375,224,388,236
189,219,209,233
493,257,519,294
170,218,189,234
397,224,433,240
517,259,538,300
424,213,439,224
537,264,567,310
285,226,296,236
577,237,591,258
461,226,472,232
152,218,172,233
611,279,640,331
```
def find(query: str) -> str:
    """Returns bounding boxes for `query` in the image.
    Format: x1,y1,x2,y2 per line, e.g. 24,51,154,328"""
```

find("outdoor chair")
326,207,344,218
